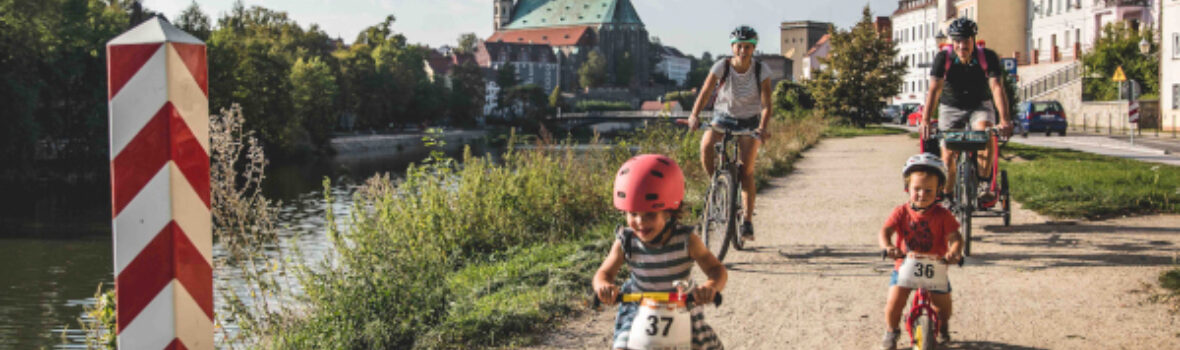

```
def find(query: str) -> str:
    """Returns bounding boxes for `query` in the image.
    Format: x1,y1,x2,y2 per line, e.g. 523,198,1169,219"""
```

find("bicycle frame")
905,288,940,346
699,122,758,260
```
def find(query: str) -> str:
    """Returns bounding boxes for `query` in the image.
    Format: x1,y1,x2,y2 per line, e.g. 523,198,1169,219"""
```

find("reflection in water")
0,138,489,349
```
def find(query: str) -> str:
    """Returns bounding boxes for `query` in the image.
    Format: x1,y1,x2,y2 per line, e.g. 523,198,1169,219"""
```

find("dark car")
882,105,904,124
1016,101,1068,137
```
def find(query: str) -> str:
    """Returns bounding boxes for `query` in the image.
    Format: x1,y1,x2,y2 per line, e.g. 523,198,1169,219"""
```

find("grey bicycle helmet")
946,18,978,40
902,153,947,189
730,25,758,45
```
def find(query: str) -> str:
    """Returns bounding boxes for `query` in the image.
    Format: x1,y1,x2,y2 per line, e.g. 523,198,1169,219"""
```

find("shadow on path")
985,221,1180,235
942,341,1048,350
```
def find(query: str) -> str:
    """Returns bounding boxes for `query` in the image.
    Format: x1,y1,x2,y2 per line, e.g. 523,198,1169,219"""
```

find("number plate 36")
627,299,692,350
896,256,949,292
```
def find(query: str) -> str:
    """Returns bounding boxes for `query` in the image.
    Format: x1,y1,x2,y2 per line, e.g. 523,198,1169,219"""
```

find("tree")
496,64,518,90
449,60,486,126
455,33,479,55
549,85,562,108
290,57,338,150
686,52,714,89
805,6,905,127
174,1,211,40
772,80,814,119
1082,21,1159,101
578,50,607,88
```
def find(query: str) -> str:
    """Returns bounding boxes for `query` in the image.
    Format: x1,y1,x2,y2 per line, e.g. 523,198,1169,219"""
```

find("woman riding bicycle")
688,25,773,241
919,18,1013,204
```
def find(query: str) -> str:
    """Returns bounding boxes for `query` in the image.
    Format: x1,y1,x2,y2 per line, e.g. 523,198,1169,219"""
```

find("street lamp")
1138,38,1151,55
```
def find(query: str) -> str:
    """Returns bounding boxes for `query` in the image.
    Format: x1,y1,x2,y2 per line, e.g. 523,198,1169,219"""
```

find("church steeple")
494,0,514,31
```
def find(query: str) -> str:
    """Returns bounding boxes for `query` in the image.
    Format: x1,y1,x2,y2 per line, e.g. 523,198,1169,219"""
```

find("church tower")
493,0,514,31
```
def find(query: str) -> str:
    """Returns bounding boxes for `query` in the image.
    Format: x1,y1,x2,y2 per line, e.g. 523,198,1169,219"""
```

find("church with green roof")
488,0,651,88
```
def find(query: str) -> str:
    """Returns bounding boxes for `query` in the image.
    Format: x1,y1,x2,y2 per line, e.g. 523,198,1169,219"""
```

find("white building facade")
655,46,691,87
891,0,942,105
1028,0,1156,63
1163,0,1179,131
800,36,831,81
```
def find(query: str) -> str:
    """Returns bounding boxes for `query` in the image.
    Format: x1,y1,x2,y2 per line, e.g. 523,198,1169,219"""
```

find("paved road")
887,124,1180,166
525,134,1180,349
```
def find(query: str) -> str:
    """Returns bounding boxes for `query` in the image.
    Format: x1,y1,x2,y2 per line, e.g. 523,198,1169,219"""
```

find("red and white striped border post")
107,17,212,349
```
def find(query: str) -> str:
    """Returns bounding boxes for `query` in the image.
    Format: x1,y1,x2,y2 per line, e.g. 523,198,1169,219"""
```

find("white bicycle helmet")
902,153,947,189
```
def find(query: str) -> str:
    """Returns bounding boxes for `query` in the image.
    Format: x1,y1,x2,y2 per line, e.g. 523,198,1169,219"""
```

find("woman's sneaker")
938,322,951,344
880,329,900,350
741,221,754,241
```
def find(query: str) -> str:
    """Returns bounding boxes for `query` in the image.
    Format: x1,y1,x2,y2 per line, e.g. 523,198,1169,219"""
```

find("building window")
1173,33,1180,59
1174,84,1179,110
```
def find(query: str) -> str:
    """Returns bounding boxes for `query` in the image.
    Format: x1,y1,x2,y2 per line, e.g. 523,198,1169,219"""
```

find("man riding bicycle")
688,25,773,241
919,18,1013,204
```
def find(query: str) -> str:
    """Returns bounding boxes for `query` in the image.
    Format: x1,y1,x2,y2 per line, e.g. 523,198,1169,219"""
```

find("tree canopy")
1082,22,1159,100
805,6,905,126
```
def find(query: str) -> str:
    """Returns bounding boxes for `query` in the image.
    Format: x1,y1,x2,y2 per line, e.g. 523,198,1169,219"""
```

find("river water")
0,136,491,349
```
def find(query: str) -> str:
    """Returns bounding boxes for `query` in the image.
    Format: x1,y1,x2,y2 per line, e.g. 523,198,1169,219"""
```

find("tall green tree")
496,64,518,90
290,57,339,150
1082,22,1159,101
806,6,905,126
174,1,211,40
449,60,486,126
455,33,479,55
578,50,607,88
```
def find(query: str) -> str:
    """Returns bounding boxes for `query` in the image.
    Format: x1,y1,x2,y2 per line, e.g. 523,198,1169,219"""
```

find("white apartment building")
655,46,691,87
1162,0,1179,131
1028,0,1156,63
800,35,832,81
891,0,943,105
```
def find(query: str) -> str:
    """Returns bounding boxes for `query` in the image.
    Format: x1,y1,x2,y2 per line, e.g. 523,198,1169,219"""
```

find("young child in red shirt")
878,153,964,350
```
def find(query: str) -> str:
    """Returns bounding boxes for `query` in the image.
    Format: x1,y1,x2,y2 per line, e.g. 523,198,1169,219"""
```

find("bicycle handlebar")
881,249,964,267
592,292,723,309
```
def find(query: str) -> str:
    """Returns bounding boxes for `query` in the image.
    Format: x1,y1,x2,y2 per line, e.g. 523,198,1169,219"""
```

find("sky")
143,0,900,57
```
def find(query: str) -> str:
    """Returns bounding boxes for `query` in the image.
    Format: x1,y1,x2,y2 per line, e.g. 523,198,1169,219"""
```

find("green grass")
1002,143,1180,219
823,124,906,138
268,116,828,349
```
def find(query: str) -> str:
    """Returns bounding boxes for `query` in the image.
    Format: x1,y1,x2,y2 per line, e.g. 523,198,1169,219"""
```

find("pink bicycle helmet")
613,154,685,211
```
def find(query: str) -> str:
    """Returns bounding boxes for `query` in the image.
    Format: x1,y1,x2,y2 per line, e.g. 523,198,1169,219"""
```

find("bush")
573,100,632,112
663,90,697,110
772,80,814,117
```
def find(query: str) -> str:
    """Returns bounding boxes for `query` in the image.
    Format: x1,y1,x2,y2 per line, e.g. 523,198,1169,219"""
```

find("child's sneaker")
741,221,755,241
880,329,901,350
938,322,951,344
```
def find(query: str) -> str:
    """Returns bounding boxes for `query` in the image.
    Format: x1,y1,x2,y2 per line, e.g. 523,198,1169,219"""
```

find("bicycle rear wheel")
956,155,975,256
701,172,733,261
728,167,745,251
1000,170,1011,227
913,314,937,350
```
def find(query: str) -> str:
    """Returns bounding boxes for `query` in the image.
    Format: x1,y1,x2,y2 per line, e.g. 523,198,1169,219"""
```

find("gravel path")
525,134,1180,349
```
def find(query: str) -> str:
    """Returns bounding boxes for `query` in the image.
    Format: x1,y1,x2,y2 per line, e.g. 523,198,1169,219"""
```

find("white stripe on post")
108,17,212,350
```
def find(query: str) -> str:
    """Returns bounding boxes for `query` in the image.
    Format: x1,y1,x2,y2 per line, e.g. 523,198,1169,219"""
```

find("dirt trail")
526,134,1180,349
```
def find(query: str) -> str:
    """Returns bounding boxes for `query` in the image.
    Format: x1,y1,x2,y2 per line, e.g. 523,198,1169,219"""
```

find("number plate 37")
896,256,949,292
627,299,692,350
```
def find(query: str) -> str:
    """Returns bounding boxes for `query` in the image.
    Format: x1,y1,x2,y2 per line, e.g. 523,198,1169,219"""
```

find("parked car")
1015,100,1068,137
882,105,904,124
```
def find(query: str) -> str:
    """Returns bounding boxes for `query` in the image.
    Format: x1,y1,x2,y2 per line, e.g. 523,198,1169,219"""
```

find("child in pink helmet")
593,154,727,350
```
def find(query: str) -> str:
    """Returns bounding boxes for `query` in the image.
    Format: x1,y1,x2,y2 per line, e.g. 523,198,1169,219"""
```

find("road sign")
1112,66,1127,82
1001,58,1017,76
1129,100,1139,123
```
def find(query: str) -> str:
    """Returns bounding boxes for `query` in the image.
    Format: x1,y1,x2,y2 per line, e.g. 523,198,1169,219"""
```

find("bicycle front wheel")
956,154,975,256
727,167,745,251
701,172,733,261
913,314,937,350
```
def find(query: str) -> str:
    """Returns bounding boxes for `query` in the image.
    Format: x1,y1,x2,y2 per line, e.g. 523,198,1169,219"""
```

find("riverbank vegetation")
242,115,825,349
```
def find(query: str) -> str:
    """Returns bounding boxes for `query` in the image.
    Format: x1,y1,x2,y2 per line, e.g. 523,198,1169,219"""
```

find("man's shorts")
890,269,952,294
938,102,995,131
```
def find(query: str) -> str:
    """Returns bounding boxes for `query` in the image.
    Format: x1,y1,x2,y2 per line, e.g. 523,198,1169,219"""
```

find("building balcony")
1098,0,1149,8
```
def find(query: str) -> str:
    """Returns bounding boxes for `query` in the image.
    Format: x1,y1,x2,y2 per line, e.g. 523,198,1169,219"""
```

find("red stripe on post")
167,338,188,350
170,43,208,97
169,108,211,209
107,43,163,100
111,103,174,217
173,225,214,319
116,223,176,332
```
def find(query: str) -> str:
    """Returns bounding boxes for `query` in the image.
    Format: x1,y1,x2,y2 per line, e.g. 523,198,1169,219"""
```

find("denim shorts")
890,270,952,294
709,114,760,140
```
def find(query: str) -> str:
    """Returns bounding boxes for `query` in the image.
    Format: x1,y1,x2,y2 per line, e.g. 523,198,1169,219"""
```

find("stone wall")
1030,78,1161,133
